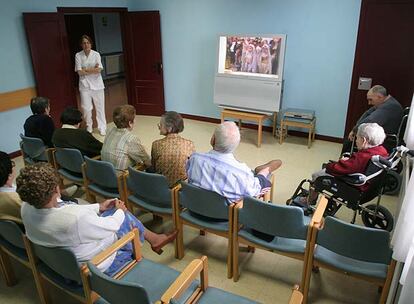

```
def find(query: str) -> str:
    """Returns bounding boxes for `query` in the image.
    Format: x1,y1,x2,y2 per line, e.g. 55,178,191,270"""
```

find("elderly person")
52,107,102,158
342,85,403,154
186,121,282,202
0,152,22,224
101,105,151,171
151,111,195,187
75,35,106,136
24,97,55,148
17,163,177,276
296,123,388,207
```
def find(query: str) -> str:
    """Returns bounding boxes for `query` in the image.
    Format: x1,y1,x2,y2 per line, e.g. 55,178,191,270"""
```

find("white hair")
357,123,386,148
369,85,387,97
213,121,240,153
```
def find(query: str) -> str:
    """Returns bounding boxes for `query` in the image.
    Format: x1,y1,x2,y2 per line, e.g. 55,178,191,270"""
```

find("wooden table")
220,109,277,147
279,116,316,148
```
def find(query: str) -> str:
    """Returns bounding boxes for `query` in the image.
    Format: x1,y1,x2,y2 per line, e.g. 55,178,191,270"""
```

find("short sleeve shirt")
75,50,105,91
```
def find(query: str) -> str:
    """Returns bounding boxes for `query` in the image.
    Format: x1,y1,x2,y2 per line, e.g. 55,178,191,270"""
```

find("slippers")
254,160,282,175
151,230,178,255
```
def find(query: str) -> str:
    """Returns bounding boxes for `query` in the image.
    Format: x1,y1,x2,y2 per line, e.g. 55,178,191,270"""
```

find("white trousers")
80,89,106,133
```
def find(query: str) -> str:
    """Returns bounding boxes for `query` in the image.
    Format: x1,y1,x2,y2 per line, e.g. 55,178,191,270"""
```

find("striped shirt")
186,150,262,202
101,127,151,171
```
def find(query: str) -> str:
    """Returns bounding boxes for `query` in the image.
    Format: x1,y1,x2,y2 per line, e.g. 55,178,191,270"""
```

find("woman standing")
75,35,107,136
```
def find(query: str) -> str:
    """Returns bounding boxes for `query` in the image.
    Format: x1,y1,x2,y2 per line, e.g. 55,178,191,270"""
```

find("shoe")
255,159,282,174
62,185,78,197
151,230,178,255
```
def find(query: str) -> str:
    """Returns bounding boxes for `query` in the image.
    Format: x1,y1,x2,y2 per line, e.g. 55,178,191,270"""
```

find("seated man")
17,163,177,276
101,105,151,171
296,123,388,207
342,85,403,154
52,107,102,158
186,121,282,202
24,97,55,148
0,151,22,224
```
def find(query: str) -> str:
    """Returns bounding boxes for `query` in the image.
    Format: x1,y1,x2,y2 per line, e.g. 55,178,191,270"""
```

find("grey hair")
213,121,240,153
160,111,184,134
357,123,386,148
369,85,387,97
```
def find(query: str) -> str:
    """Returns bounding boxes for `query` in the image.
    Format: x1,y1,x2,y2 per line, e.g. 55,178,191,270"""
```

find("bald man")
342,85,403,154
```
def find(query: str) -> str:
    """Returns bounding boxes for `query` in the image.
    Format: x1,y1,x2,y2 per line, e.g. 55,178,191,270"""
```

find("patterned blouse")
101,127,151,171
151,134,195,187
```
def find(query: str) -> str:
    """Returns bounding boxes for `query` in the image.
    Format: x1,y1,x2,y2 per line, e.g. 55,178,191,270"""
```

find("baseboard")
181,113,343,143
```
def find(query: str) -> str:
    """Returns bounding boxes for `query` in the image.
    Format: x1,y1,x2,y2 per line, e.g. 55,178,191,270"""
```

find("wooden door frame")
56,7,132,107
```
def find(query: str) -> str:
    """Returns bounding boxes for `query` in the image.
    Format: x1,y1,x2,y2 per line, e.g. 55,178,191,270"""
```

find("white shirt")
21,202,125,271
75,50,105,91
186,150,262,202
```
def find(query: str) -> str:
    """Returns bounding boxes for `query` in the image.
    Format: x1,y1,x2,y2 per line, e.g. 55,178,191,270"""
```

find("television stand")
220,108,277,147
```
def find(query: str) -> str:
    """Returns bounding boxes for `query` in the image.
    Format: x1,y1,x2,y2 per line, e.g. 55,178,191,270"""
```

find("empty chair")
81,228,199,304
233,196,327,287
303,216,396,304
82,156,126,203
20,133,52,165
0,220,47,303
53,147,85,189
26,239,93,303
161,256,259,304
174,182,235,278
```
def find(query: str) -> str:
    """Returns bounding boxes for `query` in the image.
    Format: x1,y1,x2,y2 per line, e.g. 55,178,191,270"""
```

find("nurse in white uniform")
75,35,107,136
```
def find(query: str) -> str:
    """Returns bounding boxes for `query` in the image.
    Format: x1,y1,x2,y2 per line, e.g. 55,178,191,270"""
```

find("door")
344,0,414,136
23,13,77,125
124,11,165,115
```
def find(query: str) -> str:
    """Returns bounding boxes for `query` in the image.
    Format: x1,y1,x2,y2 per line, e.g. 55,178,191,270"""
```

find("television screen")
217,35,285,79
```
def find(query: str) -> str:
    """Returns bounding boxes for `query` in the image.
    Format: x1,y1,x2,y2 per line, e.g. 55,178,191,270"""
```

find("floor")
1,116,398,303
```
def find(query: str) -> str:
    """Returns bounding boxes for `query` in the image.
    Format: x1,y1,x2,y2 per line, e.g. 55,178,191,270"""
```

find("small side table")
280,111,316,148
221,108,277,147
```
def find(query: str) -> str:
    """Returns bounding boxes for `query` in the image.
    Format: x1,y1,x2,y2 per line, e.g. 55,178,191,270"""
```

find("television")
214,34,286,113
217,35,286,80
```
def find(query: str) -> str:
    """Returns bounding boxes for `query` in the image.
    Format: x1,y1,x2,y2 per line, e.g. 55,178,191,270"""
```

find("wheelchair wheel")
361,205,394,231
383,170,402,195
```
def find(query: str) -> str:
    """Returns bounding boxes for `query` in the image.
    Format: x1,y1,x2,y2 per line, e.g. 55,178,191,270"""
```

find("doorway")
64,12,127,127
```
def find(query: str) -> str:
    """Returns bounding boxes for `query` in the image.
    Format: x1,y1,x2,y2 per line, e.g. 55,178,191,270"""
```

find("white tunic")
21,202,125,271
75,50,105,91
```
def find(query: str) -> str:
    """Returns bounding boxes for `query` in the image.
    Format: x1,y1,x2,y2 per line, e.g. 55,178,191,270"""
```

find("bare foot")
150,230,178,255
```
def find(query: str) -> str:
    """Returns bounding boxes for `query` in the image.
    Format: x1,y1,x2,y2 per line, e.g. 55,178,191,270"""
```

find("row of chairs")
18,139,396,303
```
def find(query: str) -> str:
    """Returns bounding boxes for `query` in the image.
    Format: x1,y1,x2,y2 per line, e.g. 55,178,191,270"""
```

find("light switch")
358,77,372,90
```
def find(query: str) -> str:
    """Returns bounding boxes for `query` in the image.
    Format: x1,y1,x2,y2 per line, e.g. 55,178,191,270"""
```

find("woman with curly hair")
17,163,177,276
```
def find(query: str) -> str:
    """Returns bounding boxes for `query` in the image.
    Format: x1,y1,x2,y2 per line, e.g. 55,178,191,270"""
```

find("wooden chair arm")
92,155,101,160
160,257,205,303
90,228,139,266
310,195,328,228
233,200,243,209
134,163,146,171
289,284,303,304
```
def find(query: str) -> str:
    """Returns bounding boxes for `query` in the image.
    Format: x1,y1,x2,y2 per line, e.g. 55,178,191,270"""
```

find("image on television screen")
218,35,285,78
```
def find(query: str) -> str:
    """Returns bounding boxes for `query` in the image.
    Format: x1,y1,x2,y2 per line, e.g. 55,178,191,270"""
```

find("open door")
23,13,76,125
124,11,165,116
344,0,414,136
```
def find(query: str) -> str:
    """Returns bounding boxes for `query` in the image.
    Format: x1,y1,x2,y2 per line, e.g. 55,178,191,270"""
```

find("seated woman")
52,107,102,158
17,163,177,276
24,97,55,148
0,152,22,224
101,105,151,171
151,111,195,187
296,123,388,206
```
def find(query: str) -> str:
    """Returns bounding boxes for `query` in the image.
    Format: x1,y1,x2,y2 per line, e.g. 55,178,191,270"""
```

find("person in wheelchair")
295,123,388,207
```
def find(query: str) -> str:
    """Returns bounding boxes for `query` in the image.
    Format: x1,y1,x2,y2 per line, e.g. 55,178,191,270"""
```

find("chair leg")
176,219,184,260
380,260,397,304
227,236,233,279
0,249,17,286
233,239,240,282
86,190,96,203
199,230,206,236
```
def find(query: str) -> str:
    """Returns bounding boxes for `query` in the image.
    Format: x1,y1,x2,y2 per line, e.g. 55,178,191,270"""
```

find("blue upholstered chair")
0,220,48,303
82,156,126,203
174,182,236,278
81,228,200,304
20,133,52,166
53,148,85,187
232,196,327,287
161,256,259,304
302,216,396,304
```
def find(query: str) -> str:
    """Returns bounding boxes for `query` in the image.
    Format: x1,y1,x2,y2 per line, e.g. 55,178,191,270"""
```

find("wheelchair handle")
377,156,392,168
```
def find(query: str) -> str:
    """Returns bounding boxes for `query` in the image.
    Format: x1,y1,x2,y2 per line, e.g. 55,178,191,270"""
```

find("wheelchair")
287,146,414,232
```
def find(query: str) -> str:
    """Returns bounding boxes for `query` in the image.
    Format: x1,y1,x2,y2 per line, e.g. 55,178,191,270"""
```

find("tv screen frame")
217,34,286,81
